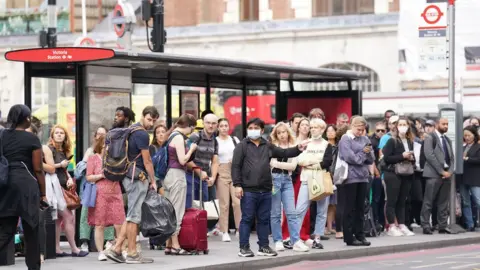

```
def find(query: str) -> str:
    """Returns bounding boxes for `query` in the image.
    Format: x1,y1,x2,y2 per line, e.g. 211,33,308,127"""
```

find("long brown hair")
392,116,414,143
164,113,197,140
151,124,168,147
48,124,72,156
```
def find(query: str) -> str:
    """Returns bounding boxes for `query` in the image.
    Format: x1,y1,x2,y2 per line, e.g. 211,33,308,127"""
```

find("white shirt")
216,136,240,164
434,129,449,168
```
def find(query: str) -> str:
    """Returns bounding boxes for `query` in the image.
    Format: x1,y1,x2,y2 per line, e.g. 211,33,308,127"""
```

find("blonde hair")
350,116,367,127
310,118,327,131
270,122,295,146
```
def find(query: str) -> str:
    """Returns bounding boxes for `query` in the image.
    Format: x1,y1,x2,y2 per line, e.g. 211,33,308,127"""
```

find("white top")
401,138,410,152
216,136,240,164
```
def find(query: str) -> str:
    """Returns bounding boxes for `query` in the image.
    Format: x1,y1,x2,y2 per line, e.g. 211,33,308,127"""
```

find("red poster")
286,97,352,125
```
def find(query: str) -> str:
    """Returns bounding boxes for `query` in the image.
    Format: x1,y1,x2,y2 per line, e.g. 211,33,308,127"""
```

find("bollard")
0,237,15,266
44,207,56,259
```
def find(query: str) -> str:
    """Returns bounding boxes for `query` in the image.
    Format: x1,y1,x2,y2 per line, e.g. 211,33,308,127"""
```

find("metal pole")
47,0,57,48
81,0,87,36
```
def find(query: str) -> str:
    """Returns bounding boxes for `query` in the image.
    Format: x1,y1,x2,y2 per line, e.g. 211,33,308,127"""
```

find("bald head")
203,113,218,136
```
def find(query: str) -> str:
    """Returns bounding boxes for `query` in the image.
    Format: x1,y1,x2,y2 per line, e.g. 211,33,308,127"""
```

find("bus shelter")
5,47,366,163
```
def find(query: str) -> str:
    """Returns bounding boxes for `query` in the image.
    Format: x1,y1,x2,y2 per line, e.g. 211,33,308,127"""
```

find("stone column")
223,0,240,23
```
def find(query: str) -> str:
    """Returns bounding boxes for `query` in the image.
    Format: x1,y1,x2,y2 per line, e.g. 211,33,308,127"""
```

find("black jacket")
232,138,302,192
462,143,480,187
321,144,335,172
382,137,415,171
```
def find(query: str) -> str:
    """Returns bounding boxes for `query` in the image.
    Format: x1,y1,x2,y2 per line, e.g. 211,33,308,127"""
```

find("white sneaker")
305,239,314,247
80,243,89,252
98,252,107,261
275,241,285,252
211,228,220,236
236,231,239,238
222,232,231,242
399,224,415,236
104,241,113,251
411,223,420,228
122,250,127,259
387,225,404,237
293,241,310,252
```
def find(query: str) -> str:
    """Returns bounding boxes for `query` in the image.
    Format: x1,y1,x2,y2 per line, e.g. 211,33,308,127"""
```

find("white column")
291,0,312,19
259,0,273,21
223,0,240,23
375,0,390,14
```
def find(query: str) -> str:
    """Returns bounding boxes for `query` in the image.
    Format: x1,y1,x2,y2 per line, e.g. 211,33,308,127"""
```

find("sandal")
171,248,191,255
164,247,173,255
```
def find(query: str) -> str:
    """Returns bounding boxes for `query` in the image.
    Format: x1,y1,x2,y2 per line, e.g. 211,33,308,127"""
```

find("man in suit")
421,117,454,234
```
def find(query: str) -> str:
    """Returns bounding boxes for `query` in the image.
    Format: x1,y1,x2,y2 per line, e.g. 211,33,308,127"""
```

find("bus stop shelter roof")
6,47,368,90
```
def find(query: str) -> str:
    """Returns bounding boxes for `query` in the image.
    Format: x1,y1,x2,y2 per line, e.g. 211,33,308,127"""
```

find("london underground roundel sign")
112,3,126,37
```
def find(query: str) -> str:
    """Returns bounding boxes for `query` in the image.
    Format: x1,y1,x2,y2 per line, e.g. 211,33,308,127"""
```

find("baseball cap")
425,119,435,126
389,115,399,124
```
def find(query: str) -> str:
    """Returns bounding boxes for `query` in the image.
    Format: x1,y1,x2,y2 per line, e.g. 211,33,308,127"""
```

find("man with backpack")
186,113,220,209
113,106,136,129
106,106,159,264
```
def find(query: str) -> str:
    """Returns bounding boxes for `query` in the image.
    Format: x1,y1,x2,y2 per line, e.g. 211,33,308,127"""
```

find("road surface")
272,244,480,270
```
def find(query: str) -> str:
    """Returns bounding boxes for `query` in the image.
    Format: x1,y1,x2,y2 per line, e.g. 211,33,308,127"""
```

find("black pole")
241,78,247,139
24,64,32,109
205,74,211,111
47,0,57,48
151,0,165,52
166,71,172,127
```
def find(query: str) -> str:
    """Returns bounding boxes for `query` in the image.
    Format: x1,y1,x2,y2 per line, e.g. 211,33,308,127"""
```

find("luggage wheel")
203,249,209,255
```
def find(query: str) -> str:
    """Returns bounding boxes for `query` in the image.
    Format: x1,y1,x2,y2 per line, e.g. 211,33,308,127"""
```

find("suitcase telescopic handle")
192,166,203,209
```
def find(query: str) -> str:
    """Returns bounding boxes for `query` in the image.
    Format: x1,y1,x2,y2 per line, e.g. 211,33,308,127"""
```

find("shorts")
122,177,149,224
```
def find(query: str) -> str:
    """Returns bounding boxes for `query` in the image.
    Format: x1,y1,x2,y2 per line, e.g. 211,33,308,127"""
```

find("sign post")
440,0,465,234
418,1,448,75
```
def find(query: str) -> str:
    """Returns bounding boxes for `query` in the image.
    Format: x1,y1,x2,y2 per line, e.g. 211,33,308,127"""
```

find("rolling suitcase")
178,168,209,255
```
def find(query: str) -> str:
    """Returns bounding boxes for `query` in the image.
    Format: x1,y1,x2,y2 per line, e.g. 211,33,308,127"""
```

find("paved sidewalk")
10,230,480,270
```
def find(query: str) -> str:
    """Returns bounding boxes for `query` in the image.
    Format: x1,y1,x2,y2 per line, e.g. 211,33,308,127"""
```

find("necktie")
441,135,451,166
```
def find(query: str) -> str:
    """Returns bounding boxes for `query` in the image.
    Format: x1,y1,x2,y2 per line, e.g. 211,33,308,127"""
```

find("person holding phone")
381,117,416,237
44,125,89,257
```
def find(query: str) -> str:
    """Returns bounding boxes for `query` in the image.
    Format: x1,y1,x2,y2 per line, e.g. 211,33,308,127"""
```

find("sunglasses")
376,129,386,132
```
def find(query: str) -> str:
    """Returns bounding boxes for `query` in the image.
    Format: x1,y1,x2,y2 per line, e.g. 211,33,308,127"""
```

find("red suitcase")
178,169,209,255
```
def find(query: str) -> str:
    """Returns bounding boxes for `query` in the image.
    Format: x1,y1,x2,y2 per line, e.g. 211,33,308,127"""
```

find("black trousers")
0,216,40,270
406,172,424,226
335,185,345,232
384,171,413,224
342,182,368,244
371,177,385,227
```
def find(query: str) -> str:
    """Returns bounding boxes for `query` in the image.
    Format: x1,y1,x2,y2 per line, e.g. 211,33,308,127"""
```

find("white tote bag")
333,154,348,185
192,199,219,220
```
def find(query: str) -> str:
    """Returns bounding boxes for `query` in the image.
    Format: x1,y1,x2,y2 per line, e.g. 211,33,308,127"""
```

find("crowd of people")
1,103,479,269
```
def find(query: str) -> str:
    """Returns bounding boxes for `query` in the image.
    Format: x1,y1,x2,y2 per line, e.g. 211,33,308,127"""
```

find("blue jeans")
239,191,272,249
459,184,480,229
297,182,329,236
270,173,300,244
185,173,209,209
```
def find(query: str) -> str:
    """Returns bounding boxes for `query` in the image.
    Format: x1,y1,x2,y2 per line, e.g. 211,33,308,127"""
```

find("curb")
180,235,480,270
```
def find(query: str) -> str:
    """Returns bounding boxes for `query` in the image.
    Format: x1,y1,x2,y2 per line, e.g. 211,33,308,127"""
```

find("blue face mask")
247,129,261,140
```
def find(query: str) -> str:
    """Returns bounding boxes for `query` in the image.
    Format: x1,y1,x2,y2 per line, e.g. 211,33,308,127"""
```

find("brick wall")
269,0,295,20
389,0,400,12
165,0,226,27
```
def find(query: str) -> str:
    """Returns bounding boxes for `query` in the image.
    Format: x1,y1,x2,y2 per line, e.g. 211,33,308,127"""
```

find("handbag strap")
0,128,5,157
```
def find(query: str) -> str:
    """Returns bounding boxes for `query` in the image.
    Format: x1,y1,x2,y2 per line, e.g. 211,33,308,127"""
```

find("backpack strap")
0,129,5,157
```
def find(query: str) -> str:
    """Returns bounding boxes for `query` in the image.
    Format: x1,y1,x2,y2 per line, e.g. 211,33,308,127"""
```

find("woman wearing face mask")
382,117,415,237
44,125,88,257
163,114,197,255
281,118,312,248
215,118,241,242
338,116,374,246
270,122,309,252
296,118,330,249
459,126,480,231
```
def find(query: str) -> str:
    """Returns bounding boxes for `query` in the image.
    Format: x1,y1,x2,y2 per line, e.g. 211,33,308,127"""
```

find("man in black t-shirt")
106,106,159,264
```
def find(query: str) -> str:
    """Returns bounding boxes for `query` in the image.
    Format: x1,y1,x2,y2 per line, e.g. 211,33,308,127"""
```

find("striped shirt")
187,131,218,176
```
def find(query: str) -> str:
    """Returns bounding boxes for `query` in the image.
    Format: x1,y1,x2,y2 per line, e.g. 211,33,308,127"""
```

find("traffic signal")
143,0,166,52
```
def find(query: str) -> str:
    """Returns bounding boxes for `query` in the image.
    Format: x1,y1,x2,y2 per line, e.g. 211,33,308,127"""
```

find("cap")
389,115,399,124
425,120,435,126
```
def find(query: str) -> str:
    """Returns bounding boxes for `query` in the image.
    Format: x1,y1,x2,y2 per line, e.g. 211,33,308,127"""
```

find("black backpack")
103,125,145,182
0,128,8,187
419,133,437,170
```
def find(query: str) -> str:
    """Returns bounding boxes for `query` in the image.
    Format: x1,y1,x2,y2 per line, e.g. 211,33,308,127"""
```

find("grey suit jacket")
423,132,455,179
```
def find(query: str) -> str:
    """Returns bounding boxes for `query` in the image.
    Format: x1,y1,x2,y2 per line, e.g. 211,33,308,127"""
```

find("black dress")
0,129,42,227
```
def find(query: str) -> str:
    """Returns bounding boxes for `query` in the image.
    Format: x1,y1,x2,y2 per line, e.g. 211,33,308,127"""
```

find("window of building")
389,0,400,12
240,0,259,21
312,0,374,17
310,63,381,92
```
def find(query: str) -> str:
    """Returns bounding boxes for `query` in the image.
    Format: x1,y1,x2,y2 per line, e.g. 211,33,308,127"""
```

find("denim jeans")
459,184,480,229
185,173,209,209
239,191,272,249
270,173,300,244
297,182,329,236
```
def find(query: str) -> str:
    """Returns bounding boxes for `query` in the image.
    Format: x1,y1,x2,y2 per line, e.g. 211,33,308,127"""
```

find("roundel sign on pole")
419,3,447,29
112,3,126,37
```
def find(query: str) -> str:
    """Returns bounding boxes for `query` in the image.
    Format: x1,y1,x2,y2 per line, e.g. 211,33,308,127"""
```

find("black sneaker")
257,246,278,257
282,239,293,249
238,247,254,257
312,239,324,249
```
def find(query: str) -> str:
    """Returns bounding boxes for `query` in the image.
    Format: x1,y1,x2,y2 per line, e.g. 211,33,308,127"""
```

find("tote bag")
81,182,97,208
333,154,348,185
308,169,333,201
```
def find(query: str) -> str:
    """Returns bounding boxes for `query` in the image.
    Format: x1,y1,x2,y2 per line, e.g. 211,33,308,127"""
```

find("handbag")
394,161,414,176
333,154,348,185
193,199,219,221
308,169,325,201
322,170,334,197
63,181,81,210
